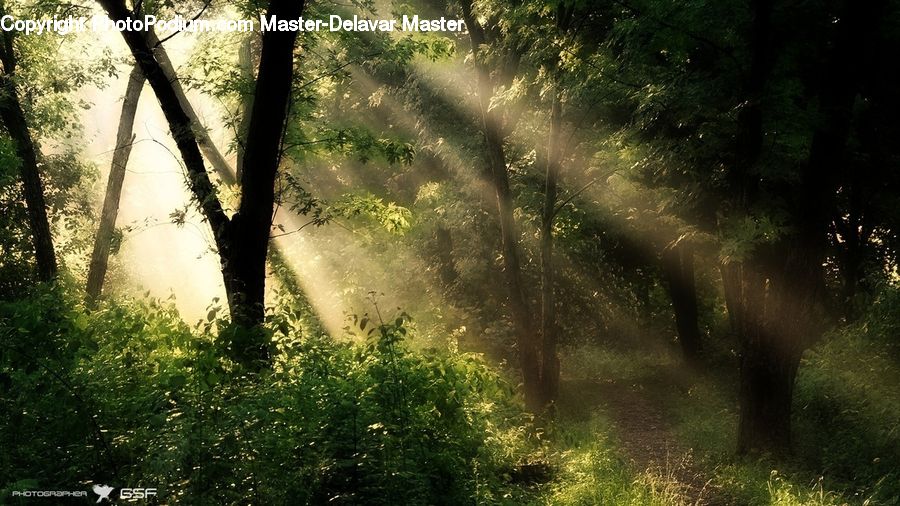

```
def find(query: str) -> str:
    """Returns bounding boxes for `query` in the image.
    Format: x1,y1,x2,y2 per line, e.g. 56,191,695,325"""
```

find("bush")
0,288,530,505
793,285,900,504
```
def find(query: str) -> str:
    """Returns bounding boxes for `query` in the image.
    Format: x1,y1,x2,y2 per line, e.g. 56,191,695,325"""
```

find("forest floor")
551,328,900,506
557,349,733,505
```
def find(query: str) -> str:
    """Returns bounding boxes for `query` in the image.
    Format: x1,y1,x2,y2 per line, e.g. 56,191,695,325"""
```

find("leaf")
168,374,187,389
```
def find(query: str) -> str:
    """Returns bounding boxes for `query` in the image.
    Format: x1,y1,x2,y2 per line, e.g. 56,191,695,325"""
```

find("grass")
3,285,897,504
534,416,697,505
538,306,899,506
668,330,899,505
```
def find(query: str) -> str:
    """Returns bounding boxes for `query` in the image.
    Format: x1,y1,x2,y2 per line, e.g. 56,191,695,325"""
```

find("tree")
97,0,305,362
86,64,144,304
537,2,578,407
459,0,543,410
733,0,887,455
0,25,57,282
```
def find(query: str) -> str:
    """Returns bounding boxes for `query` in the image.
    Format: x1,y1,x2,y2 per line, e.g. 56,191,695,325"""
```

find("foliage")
664,285,900,505
1,0,898,503
0,288,532,505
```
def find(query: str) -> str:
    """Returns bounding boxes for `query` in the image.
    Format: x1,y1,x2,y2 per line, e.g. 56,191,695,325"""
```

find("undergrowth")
669,287,900,505
0,286,535,504
2,284,897,505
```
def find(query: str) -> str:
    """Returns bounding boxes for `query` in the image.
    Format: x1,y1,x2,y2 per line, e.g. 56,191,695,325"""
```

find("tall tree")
0,27,57,282
733,0,887,454
97,0,305,362
537,1,578,407
539,94,563,404
459,0,542,410
86,64,144,304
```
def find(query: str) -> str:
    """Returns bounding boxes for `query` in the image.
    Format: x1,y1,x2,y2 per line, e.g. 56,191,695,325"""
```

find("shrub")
0,288,529,505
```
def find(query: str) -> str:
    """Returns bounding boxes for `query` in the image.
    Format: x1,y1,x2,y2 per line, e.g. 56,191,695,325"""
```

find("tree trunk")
662,242,702,366
460,0,541,410
733,256,798,453
737,333,798,453
236,36,257,180
728,0,780,455
98,0,231,281
720,262,742,336
734,0,884,455
485,106,541,411
146,31,235,185
226,0,303,331
86,64,144,304
539,96,562,405
0,31,57,282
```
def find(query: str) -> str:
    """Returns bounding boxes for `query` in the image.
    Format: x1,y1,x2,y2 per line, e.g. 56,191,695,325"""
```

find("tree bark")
0,30,57,282
720,263,741,336
236,36,257,180
433,224,459,291
460,0,541,410
727,0,780,455
539,96,562,405
227,0,303,331
86,64,144,304
662,242,702,366
146,31,235,185
737,324,798,453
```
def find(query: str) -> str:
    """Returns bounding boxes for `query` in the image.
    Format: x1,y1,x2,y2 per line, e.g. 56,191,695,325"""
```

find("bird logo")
92,484,115,503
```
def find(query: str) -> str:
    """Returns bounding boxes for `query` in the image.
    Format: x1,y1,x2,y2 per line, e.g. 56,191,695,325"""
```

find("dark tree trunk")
728,0,780,455
720,263,742,336
539,96,562,406
86,64,144,304
737,332,798,453
227,0,303,331
0,31,57,282
733,257,798,453
662,243,702,366
146,31,235,185
460,0,541,410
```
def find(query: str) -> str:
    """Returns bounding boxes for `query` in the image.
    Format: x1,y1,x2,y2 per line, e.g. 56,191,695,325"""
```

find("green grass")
550,304,900,506
529,414,697,505
2,285,898,504
665,327,900,505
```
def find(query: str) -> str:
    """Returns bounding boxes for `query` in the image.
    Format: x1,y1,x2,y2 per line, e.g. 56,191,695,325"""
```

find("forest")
0,0,898,504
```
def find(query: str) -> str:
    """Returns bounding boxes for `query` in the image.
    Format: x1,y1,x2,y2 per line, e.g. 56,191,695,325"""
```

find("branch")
153,0,212,48
553,178,599,218
270,218,317,238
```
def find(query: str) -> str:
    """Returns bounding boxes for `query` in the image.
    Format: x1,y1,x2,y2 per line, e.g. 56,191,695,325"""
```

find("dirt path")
559,372,729,505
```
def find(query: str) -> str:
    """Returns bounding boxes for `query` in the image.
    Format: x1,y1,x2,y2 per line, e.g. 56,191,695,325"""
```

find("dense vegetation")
1,0,898,504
